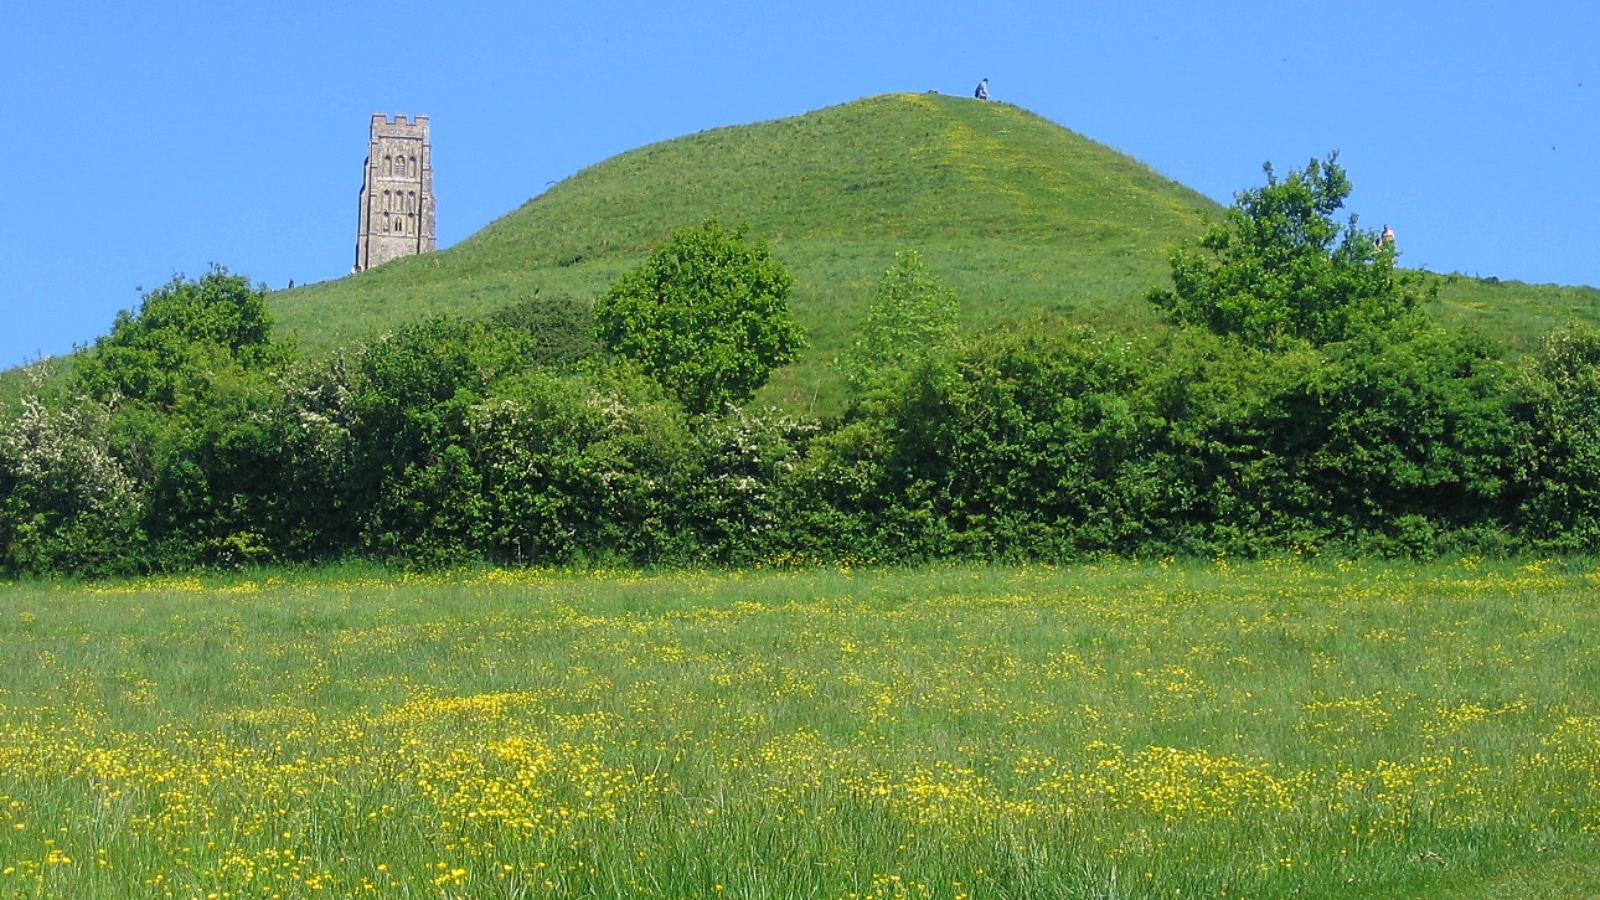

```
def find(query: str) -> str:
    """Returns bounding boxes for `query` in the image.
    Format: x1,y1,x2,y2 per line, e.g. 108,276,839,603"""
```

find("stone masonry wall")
355,114,436,271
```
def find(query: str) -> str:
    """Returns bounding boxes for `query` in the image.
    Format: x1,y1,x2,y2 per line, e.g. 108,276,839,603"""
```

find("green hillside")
275,93,1221,405
265,92,1598,406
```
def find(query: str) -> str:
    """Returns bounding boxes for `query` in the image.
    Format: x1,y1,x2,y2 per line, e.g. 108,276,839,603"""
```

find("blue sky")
3,0,1595,368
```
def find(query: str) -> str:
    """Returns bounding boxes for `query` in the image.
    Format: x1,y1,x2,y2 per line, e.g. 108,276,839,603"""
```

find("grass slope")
275,93,1600,406
274,93,1224,405
13,93,1591,405
1433,276,1600,352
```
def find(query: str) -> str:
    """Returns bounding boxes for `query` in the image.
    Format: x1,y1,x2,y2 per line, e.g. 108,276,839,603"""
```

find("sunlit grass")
1,559,1598,898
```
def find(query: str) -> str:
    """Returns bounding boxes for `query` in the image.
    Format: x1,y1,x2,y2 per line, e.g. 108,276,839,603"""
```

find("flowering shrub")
0,381,142,575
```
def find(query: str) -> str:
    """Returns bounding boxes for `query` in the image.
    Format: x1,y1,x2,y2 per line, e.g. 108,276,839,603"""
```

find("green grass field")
3,560,1598,899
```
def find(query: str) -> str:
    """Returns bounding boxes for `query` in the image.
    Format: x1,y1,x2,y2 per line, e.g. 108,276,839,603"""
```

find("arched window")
382,155,393,177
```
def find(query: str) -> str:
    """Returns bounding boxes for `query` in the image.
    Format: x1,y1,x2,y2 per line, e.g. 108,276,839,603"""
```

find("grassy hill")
17,93,1594,409
274,93,1224,407
275,93,1600,408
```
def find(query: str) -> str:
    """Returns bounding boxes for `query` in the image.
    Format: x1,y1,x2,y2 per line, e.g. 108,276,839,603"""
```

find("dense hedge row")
7,161,1600,576
4,272,1599,577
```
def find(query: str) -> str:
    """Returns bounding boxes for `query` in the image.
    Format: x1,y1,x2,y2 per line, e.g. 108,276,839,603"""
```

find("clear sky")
3,0,1595,368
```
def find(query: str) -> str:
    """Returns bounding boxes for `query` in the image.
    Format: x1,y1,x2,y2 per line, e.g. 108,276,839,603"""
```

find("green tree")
1147,153,1426,348
49,268,298,570
594,220,805,415
845,250,960,390
74,267,285,408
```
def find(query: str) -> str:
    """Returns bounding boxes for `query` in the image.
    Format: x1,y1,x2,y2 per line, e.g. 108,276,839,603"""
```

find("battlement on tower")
370,113,430,134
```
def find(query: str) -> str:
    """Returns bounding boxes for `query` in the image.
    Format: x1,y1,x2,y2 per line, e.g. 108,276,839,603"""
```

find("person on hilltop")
974,78,990,101
1378,224,1396,248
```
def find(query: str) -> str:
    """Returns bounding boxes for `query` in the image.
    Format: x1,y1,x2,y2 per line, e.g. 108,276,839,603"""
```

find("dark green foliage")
337,299,603,555
486,294,600,368
343,316,521,566
860,325,1172,559
1148,154,1429,349
1150,326,1521,557
9,148,1600,577
462,367,687,566
75,267,286,408
141,364,297,567
4,299,1596,574
594,220,805,415
1513,327,1600,549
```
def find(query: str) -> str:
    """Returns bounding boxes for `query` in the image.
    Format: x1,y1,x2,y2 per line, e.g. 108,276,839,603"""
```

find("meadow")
2,559,1599,899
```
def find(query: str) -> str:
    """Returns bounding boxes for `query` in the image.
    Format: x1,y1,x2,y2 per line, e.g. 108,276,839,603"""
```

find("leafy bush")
1512,326,1600,551
75,267,287,409
595,220,805,414
0,385,144,575
1152,325,1520,556
1147,154,1428,349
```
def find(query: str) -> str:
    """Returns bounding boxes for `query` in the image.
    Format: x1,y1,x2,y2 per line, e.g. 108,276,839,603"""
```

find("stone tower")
355,113,436,272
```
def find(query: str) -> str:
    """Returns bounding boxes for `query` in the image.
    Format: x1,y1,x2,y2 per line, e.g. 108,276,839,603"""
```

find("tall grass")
2,559,1598,898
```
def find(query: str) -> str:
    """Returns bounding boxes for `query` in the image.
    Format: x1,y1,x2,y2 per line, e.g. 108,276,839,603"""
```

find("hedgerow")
6,162,1599,575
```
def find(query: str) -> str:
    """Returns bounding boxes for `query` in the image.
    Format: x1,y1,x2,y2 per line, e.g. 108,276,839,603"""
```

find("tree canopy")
73,267,284,408
1147,153,1426,348
845,250,960,391
594,220,805,415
